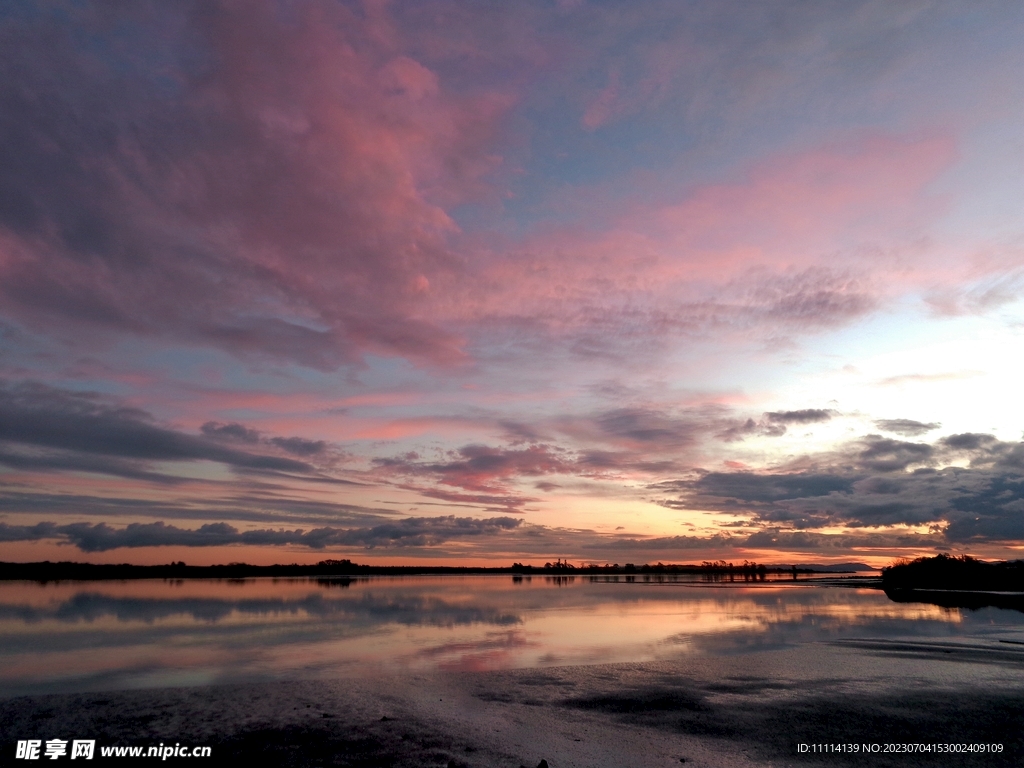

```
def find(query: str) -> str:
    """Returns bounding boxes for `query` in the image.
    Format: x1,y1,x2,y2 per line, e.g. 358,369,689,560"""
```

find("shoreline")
0,560,869,582
3,641,1023,766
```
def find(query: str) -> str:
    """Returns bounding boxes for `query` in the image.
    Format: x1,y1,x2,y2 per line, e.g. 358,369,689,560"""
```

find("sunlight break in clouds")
2,0,1024,566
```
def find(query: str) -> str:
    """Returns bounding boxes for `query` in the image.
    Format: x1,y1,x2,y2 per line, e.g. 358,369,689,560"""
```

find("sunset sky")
2,0,1024,567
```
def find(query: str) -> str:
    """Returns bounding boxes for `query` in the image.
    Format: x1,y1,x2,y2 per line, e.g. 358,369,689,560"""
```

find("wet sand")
3,638,1024,767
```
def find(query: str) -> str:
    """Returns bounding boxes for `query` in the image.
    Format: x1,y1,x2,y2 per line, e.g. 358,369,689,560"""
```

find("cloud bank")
0,516,523,552
656,433,1024,545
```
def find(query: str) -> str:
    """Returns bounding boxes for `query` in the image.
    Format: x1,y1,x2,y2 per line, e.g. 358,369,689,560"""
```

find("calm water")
2,575,1023,697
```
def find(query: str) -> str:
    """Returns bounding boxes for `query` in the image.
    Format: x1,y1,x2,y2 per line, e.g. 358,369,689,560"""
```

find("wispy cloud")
876,372,982,387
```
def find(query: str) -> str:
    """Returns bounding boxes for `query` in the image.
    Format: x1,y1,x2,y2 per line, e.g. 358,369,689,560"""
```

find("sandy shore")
3,638,1024,767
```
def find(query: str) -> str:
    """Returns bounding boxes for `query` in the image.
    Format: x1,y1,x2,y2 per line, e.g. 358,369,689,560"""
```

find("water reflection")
1,576,1022,696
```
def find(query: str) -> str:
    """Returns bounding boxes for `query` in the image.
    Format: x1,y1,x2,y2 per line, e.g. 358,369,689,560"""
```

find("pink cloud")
436,133,956,353
582,70,621,130
376,443,572,495
0,2,980,376
0,1,517,369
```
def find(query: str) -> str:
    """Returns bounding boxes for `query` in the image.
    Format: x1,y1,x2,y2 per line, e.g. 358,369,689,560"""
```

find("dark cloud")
995,443,1024,472
0,522,59,543
202,421,327,456
716,407,834,442
594,408,697,448
944,512,1024,542
942,472,1024,541
201,422,261,444
688,472,855,504
329,515,523,549
554,407,716,454
854,435,933,472
0,446,187,485
0,515,523,552
717,418,783,441
653,432,1024,543
940,432,997,452
0,383,284,470
0,487,395,527
583,533,739,551
270,436,327,457
0,381,314,477
874,418,940,436
743,529,940,551
764,409,834,425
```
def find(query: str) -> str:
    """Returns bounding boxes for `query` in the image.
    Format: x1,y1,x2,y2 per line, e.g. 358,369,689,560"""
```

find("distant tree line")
1,558,827,582
514,559,799,578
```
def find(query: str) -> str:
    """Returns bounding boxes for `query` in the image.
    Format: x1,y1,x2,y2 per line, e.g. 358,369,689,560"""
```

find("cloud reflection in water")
2,576,1022,696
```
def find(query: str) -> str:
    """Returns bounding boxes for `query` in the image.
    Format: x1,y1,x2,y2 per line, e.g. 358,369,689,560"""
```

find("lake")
4,574,1023,698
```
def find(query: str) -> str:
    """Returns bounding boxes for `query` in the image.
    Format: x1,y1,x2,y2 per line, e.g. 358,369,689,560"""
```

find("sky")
2,0,1024,567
